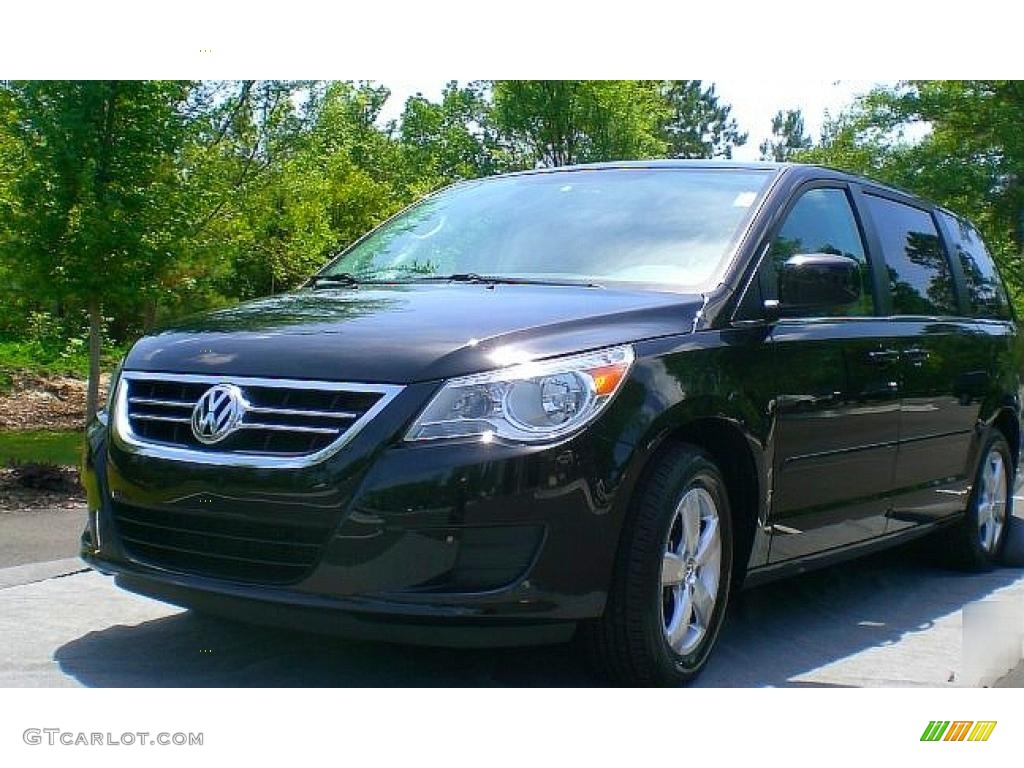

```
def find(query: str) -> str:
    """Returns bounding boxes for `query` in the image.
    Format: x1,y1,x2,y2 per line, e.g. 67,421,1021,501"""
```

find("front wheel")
584,445,733,686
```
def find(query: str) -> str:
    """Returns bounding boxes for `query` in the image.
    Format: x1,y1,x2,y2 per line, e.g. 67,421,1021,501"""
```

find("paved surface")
995,661,1024,687
0,505,85,568
0,534,1021,687
0,498,1022,687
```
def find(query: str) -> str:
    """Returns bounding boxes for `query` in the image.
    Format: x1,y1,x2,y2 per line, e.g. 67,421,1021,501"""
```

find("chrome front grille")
112,372,402,467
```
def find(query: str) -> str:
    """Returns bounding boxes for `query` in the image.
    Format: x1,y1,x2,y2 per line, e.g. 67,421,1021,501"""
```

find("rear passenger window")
939,212,1011,320
865,194,957,316
769,187,874,316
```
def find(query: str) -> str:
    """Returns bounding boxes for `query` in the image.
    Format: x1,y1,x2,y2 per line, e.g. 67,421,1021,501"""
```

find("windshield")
319,168,774,290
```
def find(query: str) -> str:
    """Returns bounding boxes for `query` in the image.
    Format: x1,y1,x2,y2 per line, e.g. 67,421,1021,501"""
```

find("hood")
125,283,701,383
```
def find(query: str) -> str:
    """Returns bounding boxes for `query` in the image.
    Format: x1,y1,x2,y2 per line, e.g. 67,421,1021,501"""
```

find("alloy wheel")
977,447,1008,554
660,486,722,655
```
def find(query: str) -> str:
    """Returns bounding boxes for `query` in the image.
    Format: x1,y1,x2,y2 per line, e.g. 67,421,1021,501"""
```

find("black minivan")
82,160,1021,685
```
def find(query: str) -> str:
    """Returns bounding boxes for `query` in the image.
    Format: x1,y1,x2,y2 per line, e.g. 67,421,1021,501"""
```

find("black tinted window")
769,187,873,315
865,195,957,316
939,212,1011,320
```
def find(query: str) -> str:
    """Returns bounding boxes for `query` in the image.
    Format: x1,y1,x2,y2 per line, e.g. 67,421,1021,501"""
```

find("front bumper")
81,402,640,645
86,555,577,647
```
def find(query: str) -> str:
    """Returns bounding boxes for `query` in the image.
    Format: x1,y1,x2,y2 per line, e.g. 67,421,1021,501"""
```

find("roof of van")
501,158,791,173
492,159,939,213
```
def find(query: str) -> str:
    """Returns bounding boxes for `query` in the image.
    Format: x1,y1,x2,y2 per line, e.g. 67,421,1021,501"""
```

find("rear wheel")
945,431,1013,570
584,445,733,686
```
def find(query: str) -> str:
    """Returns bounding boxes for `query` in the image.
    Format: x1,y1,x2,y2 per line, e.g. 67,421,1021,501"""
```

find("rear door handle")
902,347,930,366
867,349,900,364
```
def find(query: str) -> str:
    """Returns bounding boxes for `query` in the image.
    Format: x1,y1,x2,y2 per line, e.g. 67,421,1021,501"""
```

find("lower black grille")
112,503,329,584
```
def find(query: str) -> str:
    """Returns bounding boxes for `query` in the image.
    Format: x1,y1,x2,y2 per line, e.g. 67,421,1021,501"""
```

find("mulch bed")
0,372,94,511
0,464,85,512
0,372,105,431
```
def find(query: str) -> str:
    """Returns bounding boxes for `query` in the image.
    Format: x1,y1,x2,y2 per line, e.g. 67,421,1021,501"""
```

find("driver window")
767,187,875,317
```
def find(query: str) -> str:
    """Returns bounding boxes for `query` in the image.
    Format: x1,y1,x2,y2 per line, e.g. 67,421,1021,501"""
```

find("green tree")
167,80,321,308
183,81,426,301
399,81,509,182
0,89,26,335
491,80,669,167
759,108,811,161
659,80,747,159
0,80,190,419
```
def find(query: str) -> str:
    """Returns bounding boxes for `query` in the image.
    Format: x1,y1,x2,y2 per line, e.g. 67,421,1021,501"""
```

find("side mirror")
776,253,861,313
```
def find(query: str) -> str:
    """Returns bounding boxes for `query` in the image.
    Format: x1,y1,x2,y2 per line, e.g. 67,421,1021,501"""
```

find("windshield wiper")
310,273,360,289
405,272,494,283
414,273,601,288
441,272,491,283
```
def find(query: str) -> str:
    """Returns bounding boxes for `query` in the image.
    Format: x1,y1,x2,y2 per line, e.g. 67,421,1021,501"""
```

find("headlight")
405,345,635,444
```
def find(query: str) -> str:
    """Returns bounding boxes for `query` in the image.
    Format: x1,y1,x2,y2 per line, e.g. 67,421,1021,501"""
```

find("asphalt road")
1,498,1022,687
0,504,85,568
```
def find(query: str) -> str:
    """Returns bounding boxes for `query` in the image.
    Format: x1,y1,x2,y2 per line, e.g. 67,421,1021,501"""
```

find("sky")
377,79,890,161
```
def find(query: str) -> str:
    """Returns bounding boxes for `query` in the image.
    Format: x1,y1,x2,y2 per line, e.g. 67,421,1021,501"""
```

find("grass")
0,339,90,378
0,430,84,467
0,338,127,393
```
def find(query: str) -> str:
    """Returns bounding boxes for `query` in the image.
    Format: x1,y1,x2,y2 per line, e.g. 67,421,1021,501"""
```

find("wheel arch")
614,409,768,591
990,406,1021,472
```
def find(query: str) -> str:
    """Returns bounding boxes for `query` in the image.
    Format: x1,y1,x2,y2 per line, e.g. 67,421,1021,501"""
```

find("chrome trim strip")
238,422,338,435
131,414,192,425
112,371,404,468
245,405,359,420
129,396,194,409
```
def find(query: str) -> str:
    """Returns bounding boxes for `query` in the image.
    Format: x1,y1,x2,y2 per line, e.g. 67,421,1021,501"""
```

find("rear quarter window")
939,212,1012,321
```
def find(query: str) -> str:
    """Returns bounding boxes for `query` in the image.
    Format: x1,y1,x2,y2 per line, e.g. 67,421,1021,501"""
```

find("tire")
583,444,733,686
944,430,1013,571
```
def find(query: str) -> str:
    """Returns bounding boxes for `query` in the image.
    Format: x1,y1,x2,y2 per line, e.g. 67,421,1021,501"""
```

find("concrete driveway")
1,501,1022,687
0,504,85,569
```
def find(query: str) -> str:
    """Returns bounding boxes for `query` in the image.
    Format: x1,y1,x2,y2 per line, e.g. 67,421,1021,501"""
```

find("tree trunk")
85,299,102,424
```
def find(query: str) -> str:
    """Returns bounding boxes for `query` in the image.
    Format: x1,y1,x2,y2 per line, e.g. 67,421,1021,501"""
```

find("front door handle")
867,349,900,365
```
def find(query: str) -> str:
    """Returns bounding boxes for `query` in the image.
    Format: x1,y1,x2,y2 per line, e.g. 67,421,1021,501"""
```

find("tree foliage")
399,81,506,182
491,80,670,167
0,80,190,416
759,108,811,161
660,81,747,159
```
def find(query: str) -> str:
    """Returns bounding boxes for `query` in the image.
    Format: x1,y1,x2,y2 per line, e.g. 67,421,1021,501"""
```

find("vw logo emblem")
191,384,246,444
